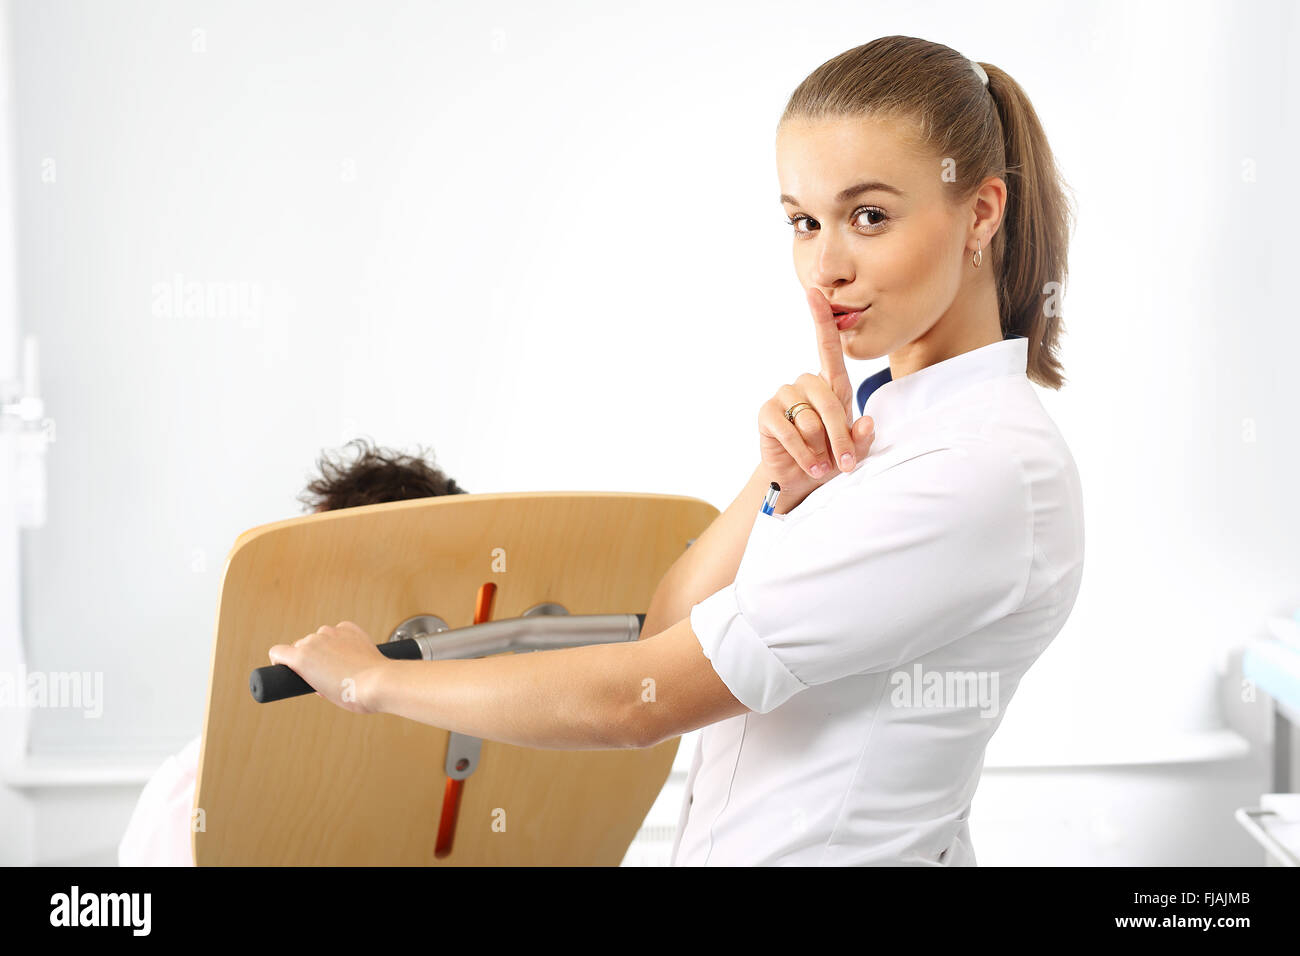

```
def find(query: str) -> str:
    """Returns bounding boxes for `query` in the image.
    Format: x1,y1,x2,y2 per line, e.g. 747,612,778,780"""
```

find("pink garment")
118,735,200,866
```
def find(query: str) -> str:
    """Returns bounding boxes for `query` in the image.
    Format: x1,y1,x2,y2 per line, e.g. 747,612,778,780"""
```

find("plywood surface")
193,491,718,865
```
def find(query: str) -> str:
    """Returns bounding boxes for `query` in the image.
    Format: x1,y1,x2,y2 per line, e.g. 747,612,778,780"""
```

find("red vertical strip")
433,582,496,860
433,777,463,858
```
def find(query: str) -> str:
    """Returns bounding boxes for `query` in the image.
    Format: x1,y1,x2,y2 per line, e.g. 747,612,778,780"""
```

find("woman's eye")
855,207,888,229
785,206,888,239
785,214,815,236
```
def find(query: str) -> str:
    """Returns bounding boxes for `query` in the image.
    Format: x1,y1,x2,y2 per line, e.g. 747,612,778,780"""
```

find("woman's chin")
842,334,885,362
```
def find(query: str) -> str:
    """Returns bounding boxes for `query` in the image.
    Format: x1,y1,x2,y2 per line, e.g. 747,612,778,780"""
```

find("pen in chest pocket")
761,481,781,516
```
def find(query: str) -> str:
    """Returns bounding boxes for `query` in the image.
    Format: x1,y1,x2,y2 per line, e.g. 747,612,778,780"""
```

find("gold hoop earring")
972,240,983,268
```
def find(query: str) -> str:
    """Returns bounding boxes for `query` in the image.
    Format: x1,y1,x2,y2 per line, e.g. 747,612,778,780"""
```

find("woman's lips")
835,306,868,331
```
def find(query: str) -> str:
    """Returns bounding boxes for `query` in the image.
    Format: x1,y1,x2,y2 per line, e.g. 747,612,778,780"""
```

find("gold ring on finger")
785,401,814,423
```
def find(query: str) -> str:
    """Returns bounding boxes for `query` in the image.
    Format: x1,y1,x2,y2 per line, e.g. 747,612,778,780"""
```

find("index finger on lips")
807,287,853,416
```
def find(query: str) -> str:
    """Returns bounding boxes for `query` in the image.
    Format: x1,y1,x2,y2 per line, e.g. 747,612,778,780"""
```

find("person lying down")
117,438,466,866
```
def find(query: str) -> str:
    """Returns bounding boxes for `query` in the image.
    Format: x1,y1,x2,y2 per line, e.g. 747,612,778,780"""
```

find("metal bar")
1274,703,1293,793
412,613,643,662
1234,807,1300,867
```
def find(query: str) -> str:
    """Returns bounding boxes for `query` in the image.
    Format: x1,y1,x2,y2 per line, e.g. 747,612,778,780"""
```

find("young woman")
271,35,1084,866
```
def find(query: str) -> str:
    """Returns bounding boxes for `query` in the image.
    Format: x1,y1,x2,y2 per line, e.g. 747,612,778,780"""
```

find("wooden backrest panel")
193,491,718,865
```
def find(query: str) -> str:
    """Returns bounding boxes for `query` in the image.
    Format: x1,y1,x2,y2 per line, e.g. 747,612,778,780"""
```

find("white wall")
0,0,35,866
4,0,1297,863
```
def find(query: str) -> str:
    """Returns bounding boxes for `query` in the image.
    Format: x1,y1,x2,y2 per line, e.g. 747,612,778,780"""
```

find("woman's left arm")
268,616,748,751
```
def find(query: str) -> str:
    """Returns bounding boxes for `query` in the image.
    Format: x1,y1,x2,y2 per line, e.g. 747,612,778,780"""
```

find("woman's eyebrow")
780,180,905,206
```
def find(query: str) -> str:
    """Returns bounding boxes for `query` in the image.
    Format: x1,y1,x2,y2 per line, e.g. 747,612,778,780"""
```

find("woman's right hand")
757,288,877,510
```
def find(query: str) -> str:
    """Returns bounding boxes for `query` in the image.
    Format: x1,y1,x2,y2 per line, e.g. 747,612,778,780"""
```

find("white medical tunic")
670,334,1084,866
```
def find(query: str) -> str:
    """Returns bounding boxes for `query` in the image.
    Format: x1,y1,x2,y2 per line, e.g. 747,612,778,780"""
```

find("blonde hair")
780,36,1077,389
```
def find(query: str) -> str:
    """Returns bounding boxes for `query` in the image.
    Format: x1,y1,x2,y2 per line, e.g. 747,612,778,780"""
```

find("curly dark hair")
297,437,468,513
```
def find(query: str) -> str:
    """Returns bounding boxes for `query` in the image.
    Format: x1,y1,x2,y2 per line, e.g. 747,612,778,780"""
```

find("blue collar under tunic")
856,333,1029,418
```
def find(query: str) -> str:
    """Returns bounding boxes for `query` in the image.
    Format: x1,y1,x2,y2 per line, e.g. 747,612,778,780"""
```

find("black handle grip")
252,614,649,703
250,637,424,703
